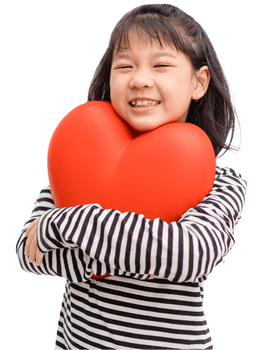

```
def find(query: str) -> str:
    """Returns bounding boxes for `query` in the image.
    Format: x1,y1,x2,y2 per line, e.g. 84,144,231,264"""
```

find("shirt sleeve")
37,166,247,283
16,187,94,283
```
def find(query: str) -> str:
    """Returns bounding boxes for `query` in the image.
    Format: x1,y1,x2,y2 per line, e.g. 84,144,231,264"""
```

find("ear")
192,66,210,100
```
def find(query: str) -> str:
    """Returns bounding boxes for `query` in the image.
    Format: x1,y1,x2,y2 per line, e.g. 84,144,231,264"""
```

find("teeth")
130,100,160,107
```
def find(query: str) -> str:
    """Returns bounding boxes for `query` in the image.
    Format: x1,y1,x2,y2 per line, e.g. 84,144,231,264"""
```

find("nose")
129,69,154,90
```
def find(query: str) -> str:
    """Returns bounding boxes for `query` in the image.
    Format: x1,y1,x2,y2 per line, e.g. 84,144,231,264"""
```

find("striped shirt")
16,166,247,349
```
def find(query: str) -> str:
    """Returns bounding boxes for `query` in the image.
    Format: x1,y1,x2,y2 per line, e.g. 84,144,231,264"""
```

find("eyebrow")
152,52,178,59
112,53,131,62
112,51,178,62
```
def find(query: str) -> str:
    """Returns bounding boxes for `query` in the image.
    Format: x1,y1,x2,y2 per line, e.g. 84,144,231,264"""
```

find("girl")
17,4,247,350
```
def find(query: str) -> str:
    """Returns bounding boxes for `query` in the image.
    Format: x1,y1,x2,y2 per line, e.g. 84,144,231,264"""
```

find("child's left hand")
24,218,44,266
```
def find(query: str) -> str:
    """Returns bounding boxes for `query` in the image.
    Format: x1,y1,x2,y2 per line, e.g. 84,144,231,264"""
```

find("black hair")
88,4,238,157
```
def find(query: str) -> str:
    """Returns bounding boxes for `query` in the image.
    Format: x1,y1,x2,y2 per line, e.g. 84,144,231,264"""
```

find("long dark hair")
88,4,238,157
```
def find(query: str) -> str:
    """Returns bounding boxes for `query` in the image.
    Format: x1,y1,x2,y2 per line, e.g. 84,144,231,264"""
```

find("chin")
131,123,160,133
128,118,164,133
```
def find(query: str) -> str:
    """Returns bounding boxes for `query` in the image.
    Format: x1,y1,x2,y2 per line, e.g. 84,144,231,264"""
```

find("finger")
25,231,35,256
25,218,39,255
36,249,45,266
25,218,38,237
29,234,38,263
148,274,156,280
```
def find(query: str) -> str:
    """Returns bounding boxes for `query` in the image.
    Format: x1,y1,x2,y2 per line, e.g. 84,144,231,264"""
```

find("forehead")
113,30,179,59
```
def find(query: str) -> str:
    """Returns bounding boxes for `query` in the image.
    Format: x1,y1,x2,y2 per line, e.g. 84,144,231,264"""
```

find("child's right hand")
24,218,44,266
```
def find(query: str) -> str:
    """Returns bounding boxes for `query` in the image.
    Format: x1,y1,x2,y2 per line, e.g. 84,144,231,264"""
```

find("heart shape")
48,101,215,223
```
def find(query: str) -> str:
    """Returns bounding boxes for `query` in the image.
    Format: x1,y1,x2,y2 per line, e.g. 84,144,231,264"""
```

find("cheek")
166,79,194,109
109,75,116,100
110,95,125,120
110,97,121,116
162,80,194,120
110,76,125,103
110,85,119,110
165,71,195,95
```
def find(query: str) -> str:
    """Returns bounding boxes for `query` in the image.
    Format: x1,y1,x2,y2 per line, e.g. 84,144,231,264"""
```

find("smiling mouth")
129,99,161,107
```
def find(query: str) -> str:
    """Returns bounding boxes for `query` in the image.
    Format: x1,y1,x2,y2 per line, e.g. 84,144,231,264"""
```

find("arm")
16,187,95,283
37,166,247,283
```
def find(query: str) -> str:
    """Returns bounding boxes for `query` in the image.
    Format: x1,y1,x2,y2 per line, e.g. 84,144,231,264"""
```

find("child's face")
110,32,205,132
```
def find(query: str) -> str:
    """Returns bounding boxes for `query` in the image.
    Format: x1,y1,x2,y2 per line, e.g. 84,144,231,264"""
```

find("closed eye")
154,64,171,68
115,65,133,70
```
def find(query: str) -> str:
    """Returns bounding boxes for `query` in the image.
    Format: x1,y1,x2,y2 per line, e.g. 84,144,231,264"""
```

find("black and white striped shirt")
16,166,247,349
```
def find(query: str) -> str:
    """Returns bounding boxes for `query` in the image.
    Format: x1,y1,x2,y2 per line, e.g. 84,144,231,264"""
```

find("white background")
1,1,267,349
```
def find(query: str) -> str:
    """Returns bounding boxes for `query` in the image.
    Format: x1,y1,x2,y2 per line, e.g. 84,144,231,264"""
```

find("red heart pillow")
48,101,215,223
